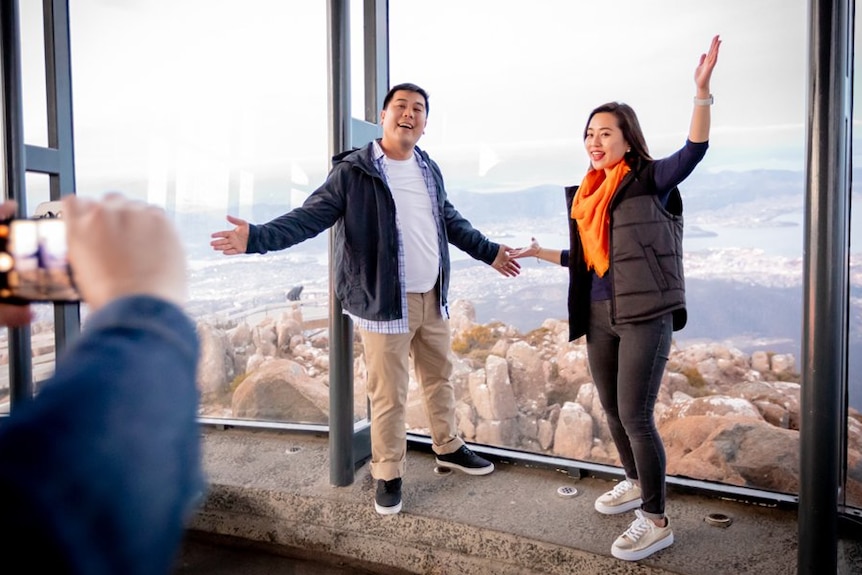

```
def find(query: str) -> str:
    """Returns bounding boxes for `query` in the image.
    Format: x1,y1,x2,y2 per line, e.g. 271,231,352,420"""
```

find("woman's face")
584,112,629,172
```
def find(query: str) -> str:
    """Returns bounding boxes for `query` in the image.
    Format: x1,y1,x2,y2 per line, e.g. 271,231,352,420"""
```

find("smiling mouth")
397,123,413,129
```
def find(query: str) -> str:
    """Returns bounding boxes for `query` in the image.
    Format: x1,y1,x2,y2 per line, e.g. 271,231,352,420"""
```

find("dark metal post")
42,0,81,352
362,0,389,124
342,0,389,469
799,0,853,572
0,0,34,405
327,0,355,487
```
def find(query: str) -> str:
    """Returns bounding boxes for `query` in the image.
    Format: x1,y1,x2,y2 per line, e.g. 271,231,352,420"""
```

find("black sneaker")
435,445,494,475
374,478,402,515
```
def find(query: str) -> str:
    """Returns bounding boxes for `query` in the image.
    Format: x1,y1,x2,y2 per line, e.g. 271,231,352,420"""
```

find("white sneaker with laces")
594,479,643,515
611,510,674,561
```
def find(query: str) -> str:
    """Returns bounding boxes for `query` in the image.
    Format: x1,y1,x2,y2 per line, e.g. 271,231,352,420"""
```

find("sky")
15,0,838,206
389,0,810,173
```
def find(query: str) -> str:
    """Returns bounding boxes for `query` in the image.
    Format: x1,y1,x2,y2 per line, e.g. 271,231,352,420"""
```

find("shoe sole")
434,458,494,476
594,497,643,515
374,501,402,515
611,530,674,561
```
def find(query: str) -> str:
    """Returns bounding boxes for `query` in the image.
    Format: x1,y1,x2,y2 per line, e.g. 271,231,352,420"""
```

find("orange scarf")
571,161,630,276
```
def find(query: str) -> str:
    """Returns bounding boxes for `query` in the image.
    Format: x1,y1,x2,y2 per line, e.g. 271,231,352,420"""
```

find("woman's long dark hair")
583,102,652,171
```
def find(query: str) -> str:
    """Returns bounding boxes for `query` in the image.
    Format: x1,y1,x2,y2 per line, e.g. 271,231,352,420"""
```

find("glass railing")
7,0,855,511
388,0,818,503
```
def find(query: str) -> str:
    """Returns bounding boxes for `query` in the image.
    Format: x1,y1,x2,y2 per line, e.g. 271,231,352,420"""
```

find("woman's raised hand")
695,35,721,92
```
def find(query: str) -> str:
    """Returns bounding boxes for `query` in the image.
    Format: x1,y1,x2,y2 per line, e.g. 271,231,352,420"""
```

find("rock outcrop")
193,299,860,499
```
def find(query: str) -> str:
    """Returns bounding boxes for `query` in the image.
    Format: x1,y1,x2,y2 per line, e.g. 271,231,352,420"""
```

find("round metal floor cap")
556,485,579,498
433,466,452,475
704,512,733,528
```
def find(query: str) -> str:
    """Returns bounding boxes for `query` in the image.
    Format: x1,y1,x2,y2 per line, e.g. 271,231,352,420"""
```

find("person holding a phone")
0,194,203,575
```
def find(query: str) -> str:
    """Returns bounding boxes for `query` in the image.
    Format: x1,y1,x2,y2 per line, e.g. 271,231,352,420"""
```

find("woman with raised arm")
511,35,721,562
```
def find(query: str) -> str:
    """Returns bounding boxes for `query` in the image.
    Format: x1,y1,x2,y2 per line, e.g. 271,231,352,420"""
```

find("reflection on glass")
20,0,48,147
389,0,819,500
848,8,862,511
63,1,340,424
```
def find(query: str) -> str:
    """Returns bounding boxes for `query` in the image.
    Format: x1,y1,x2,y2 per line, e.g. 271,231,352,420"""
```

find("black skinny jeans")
586,300,672,517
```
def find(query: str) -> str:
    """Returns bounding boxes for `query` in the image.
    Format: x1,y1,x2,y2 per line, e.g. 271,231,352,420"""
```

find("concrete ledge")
192,484,677,575
188,427,857,574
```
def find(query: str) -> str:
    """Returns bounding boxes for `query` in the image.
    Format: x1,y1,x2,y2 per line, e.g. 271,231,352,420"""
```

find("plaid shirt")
350,140,444,334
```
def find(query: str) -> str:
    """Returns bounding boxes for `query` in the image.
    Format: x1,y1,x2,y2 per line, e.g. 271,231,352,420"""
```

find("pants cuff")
432,436,465,456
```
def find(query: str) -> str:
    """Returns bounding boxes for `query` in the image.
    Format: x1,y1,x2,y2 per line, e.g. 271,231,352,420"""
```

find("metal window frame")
0,0,80,407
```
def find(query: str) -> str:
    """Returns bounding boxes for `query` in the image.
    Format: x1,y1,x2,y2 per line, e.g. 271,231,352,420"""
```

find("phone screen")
0,218,79,303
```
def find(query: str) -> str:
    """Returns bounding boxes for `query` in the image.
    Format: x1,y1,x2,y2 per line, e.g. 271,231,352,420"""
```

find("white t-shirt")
385,156,440,293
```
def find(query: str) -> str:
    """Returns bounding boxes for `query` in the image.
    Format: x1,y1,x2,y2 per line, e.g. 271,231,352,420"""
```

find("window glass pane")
69,0,336,425
848,5,862,511
24,171,50,213
0,173,54,411
349,0,366,120
20,0,48,147
391,0,809,498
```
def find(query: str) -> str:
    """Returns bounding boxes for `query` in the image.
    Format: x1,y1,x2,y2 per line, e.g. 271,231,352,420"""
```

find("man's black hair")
382,83,429,115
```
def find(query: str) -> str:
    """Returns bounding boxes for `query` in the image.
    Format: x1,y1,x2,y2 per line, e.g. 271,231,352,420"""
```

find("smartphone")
0,217,79,303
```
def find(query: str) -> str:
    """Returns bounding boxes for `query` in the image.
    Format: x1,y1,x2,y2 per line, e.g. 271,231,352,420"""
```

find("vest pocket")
642,245,669,291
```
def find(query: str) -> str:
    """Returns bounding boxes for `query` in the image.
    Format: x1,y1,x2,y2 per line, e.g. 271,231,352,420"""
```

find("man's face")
380,90,427,152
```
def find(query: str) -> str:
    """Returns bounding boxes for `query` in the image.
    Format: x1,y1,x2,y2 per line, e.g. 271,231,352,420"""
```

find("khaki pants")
360,289,464,480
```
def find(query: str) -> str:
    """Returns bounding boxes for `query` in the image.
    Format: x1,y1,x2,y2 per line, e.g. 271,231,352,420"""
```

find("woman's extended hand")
508,237,541,259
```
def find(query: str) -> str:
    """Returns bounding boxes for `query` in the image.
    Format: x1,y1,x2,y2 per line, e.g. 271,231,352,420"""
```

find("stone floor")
180,426,862,575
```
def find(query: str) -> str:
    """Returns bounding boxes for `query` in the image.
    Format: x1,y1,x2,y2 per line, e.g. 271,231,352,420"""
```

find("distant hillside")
682,168,804,211
445,168,809,225
446,184,566,225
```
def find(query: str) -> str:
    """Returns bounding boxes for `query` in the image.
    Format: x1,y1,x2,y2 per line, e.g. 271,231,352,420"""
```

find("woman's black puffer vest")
564,162,686,342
